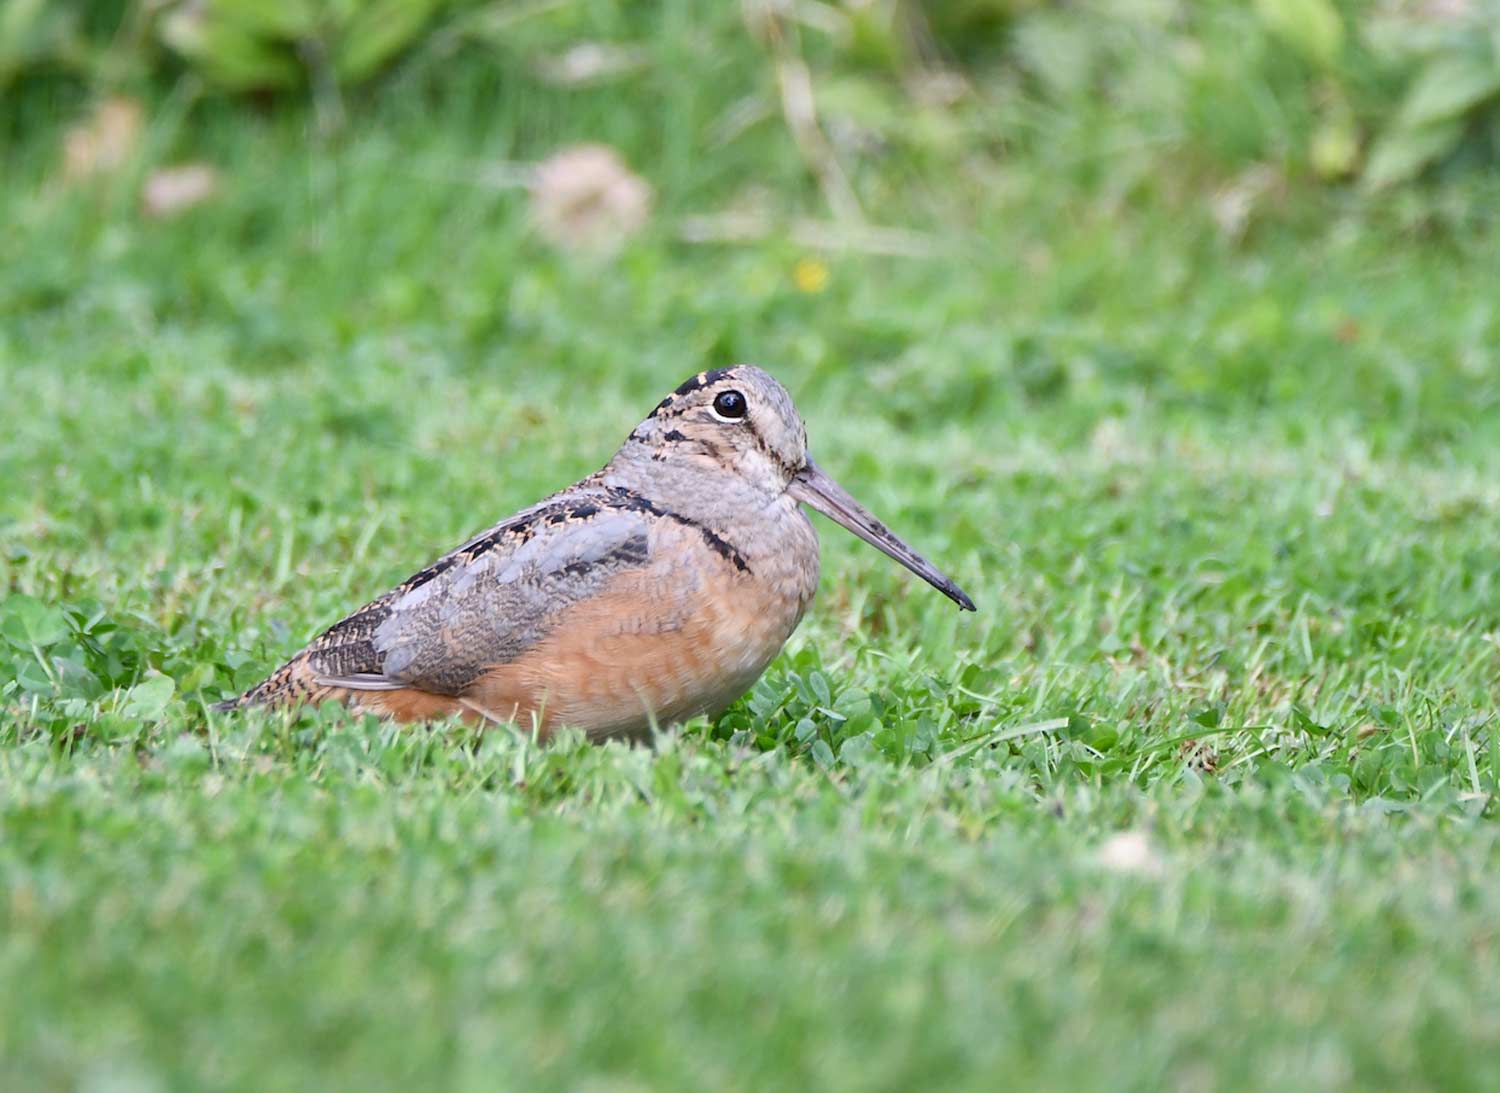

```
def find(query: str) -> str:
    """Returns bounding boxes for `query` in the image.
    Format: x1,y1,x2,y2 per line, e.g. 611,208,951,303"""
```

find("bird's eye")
711,390,748,421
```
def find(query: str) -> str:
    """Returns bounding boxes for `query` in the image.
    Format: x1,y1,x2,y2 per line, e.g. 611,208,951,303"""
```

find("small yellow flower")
792,257,829,294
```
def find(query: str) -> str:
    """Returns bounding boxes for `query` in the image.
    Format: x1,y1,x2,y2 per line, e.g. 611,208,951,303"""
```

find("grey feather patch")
368,508,653,695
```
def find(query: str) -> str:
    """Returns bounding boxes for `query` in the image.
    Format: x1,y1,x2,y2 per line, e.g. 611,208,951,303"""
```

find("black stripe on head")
673,367,736,397
648,367,739,419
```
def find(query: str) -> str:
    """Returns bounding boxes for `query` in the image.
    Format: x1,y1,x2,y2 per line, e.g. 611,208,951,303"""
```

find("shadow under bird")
216,366,975,737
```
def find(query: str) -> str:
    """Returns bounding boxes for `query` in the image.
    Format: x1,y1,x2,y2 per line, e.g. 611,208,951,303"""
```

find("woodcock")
216,366,975,737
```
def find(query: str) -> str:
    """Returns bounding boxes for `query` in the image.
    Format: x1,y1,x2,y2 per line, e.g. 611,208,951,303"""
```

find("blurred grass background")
4,1,1500,1090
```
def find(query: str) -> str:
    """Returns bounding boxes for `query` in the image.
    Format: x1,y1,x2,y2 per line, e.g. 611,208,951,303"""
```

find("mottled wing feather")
298,592,400,683
291,493,573,687
303,492,652,697
368,510,651,694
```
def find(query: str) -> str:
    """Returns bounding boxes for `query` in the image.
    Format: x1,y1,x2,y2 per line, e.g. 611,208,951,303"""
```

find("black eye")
712,390,747,420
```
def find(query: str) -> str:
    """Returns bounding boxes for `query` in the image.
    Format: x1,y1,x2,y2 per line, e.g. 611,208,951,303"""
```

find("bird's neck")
601,449,805,550
603,447,750,511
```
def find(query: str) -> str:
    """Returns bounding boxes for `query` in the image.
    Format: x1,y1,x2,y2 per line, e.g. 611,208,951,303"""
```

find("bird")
214,366,975,738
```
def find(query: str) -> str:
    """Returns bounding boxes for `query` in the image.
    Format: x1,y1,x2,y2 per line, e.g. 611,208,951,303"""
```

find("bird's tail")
211,655,328,713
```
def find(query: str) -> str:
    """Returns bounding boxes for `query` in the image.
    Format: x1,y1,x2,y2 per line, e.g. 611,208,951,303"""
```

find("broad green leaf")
838,734,877,768
158,6,301,90
808,671,831,707
210,0,320,39
1363,118,1465,189
1400,53,1500,127
1254,0,1343,68
1,594,69,647
0,0,77,86
14,659,53,695
332,0,442,83
120,673,177,721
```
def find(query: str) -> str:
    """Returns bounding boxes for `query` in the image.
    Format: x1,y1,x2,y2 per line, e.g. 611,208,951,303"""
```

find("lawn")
4,4,1500,1090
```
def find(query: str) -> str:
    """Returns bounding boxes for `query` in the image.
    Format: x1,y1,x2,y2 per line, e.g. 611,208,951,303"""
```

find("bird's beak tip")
792,458,977,614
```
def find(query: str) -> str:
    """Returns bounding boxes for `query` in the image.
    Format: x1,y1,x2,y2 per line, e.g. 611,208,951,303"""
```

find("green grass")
5,11,1500,1089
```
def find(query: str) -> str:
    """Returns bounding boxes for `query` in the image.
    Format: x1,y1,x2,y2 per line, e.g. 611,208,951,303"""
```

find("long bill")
788,457,976,612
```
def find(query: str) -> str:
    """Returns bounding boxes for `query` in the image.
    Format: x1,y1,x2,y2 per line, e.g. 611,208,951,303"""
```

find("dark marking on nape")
602,486,674,520
648,428,723,464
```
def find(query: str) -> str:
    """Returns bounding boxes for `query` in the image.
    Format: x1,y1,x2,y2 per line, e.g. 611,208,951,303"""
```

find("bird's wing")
302,489,653,696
